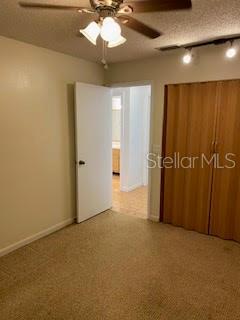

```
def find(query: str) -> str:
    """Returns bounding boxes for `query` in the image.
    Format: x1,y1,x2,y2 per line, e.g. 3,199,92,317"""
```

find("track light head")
183,50,192,64
226,42,237,59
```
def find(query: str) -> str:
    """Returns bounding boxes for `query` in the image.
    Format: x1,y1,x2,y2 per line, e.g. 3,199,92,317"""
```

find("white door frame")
109,81,154,221
111,88,126,190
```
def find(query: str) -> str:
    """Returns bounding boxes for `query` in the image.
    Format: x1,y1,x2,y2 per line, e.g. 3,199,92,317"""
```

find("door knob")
79,160,86,166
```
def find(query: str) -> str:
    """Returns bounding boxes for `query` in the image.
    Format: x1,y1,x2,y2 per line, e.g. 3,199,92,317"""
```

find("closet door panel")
163,84,189,227
210,80,240,241
162,83,218,234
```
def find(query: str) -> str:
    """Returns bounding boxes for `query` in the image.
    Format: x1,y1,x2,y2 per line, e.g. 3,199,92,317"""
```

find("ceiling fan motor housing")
90,0,123,14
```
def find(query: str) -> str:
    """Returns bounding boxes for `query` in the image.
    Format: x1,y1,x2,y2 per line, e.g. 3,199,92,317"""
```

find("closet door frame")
160,85,169,222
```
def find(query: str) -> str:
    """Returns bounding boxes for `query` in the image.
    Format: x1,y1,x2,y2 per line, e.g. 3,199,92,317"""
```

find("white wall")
141,86,151,186
112,110,121,142
119,86,150,192
106,44,240,221
0,36,104,254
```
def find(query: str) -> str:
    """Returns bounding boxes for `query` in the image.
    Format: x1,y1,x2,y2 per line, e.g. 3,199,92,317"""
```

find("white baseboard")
148,214,159,222
121,183,142,192
0,218,75,258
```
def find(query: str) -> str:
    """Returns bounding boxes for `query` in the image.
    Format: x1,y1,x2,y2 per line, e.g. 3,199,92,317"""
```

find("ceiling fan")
19,0,192,48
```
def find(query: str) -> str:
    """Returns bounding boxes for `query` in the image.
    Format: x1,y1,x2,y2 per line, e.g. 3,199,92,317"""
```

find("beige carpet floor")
0,211,240,320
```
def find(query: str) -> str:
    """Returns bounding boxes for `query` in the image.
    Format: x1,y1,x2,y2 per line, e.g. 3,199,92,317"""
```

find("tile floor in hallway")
112,175,148,219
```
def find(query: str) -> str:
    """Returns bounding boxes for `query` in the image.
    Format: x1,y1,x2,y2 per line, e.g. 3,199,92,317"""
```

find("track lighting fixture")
226,42,237,59
157,34,240,66
158,34,240,53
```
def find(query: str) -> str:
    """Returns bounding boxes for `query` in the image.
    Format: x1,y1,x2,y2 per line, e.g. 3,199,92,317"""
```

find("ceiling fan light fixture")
108,35,127,48
100,17,121,42
80,21,100,46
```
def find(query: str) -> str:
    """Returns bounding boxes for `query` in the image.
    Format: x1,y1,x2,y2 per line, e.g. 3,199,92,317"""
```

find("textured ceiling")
0,0,240,63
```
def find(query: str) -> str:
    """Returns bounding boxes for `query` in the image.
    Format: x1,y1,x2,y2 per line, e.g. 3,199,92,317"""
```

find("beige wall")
105,45,240,220
0,36,104,251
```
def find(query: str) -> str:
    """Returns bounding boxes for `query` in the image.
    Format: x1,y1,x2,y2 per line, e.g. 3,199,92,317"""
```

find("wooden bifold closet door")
161,80,240,242
161,82,218,234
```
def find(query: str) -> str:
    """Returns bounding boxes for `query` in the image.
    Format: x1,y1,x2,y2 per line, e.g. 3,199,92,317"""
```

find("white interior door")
75,83,112,223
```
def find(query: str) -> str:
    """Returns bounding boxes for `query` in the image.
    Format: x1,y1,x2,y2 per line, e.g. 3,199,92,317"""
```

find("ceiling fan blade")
18,2,91,12
122,0,192,13
118,15,161,39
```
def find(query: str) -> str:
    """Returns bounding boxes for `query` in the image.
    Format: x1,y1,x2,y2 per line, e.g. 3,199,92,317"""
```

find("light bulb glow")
100,17,121,42
80,21,100,45
183,52,192,64
226,47,237,58
108,35,127,48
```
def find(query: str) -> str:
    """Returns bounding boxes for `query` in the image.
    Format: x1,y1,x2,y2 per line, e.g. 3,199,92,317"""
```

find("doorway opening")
111,85,151,219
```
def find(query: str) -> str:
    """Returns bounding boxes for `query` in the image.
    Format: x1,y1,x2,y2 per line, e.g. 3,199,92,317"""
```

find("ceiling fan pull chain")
101,40,109,69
